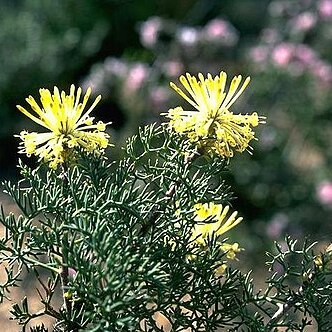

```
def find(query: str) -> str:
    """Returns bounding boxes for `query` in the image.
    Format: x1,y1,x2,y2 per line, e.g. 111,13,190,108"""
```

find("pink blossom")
125,64,149,92
204,19,228,38
266,213,288,239
290,11,317,33
162,60,183,77
202,18,238,46
249,46,269,63
149,86,169,110
316,181,332,205
272,43,295,67
104,58,128,77
318,0,332,18
312,61,332,84
68,268,77,279
294,45,316,65
139,17,162,48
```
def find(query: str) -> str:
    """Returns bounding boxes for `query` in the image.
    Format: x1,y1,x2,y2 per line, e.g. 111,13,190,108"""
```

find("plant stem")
58,162,77,331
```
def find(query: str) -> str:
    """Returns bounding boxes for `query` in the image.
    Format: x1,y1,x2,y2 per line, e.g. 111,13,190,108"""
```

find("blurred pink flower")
312,61,332,84
149,86,169,110
266,213,289,239
316,181,332,205
295,44,316,65
125,64,149,92
68,268,77,279
202,18,238,46
162,60,183,77
105,58,128,77
139,17,162,48
205,18,228,37
290,11,317,33
318,0,332,18
249,46,269,63
272,43,294,67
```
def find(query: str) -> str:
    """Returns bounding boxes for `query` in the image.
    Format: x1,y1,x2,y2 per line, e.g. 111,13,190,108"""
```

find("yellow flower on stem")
220,242,241,260
16,85,110,169
166,72,266,157
187,202,243,276
191,202,243,245
215,263,228,276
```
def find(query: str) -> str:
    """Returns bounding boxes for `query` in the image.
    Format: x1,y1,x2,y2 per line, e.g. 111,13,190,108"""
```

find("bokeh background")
1,0,332,329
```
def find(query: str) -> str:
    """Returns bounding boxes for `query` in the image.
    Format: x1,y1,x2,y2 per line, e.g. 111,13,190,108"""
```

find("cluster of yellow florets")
174,202,243,275
17,85,110,169
191,202,243,244
166,72,265,157
17,71,264,167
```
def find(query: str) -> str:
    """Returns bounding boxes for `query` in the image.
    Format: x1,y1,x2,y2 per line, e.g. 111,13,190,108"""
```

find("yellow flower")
220,242,241,260
166,72,265,157
314,255,324,269
191,202,243,245
16,85,110,168
215,263,227,276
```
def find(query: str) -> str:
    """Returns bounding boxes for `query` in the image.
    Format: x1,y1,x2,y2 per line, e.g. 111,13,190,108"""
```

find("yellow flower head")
16,85,110,168
215,263,228,276
191,202,243,245
166,71,265,157
220,242,241,260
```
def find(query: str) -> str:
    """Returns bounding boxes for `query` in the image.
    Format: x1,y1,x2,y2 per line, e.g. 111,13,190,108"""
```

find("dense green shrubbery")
2,123,332,331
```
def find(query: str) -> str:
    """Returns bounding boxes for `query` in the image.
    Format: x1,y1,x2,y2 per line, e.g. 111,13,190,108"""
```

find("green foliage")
1,124,332,331
264,238,332,331
1,124,231,330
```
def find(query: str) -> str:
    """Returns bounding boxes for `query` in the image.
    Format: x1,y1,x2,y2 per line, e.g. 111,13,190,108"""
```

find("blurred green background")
1,0,332,251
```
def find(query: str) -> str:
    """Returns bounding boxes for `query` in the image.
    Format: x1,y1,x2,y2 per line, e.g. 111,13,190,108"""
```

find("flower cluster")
82,17,241,123
189,202,243,273
191,202,243,245
249,1,332,85
316,181,332,205
139,16,239,51
17,85,110,169
250,42,332,84
166,72,265,157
